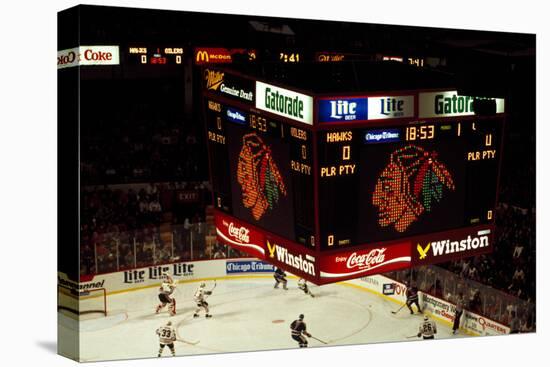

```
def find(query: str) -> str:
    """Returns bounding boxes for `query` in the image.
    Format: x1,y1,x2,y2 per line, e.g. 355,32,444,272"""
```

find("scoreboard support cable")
202,65,505,285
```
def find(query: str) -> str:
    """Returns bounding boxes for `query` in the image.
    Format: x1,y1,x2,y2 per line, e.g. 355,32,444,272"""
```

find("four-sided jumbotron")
202,62,505,285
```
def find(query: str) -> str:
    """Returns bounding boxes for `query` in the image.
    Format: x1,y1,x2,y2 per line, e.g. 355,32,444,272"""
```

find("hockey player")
290,314,311,348
417,315,437,340
156,273,177,316
193,282,213,318
452,293,465,335
298,278,314,298
406,282,422,314
274,267,288,290
156,321,177,357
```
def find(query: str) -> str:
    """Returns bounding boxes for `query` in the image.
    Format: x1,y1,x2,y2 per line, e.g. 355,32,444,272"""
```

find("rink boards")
59,258,509,344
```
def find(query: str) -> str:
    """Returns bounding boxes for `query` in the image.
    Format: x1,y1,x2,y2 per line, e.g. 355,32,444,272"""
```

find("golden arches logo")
196,50,209,63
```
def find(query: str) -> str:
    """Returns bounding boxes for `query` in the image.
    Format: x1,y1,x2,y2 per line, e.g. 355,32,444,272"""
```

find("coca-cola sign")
320,242,411,281
215,211,265,258
346,248,387,270
57,46,120,69
228,222,250,243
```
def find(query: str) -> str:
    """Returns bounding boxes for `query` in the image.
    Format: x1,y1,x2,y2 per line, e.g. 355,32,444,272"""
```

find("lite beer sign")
318,98,368,122
368,96,414,119
419,91,505,118
255,82,313,125
57,46,120,69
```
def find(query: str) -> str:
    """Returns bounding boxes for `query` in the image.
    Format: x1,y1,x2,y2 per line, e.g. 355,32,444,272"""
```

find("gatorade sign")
255,82,313,125
419,91,505,118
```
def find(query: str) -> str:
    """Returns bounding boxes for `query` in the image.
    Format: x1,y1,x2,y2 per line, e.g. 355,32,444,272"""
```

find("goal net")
58,284,107,317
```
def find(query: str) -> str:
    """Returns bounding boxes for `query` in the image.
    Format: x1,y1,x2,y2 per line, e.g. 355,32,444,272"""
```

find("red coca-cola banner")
215,211,266,259
319,242,411,283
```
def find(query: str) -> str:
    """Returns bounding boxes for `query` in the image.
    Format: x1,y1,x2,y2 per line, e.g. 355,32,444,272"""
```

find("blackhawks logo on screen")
372,145,455,232
237,133,287,220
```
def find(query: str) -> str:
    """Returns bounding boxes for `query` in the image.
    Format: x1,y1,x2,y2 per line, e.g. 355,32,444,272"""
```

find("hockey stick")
205,280,217,298
310,335,328,344
391,304,406,314
406,335,419,339
177,338,200,345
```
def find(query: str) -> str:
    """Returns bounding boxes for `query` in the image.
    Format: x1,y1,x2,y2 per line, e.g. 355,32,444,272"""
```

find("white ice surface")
59,276,467,362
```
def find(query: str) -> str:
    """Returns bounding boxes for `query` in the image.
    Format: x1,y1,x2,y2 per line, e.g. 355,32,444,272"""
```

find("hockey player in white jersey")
298,278,315,298
417,315,437,340
193,282,213,318
156,321,177,357
156,273,177,316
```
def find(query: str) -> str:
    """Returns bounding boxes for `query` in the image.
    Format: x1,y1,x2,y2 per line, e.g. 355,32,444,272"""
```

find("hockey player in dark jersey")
274,267,288,290
406,282,422,314
290,314,311,348
298,278,315,297
452,293,465,335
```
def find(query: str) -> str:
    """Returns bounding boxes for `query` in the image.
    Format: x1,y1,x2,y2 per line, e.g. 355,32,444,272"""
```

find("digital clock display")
279,52,301,63
127,46,183,65
318,120,502,249
405,125,435,140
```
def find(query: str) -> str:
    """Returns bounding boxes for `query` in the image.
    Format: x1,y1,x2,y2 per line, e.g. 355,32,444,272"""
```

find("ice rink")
58,276,467,362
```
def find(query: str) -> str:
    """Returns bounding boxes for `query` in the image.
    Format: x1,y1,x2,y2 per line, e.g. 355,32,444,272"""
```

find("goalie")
156,273,177,316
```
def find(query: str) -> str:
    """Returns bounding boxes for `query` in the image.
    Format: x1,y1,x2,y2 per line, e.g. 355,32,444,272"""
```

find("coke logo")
83,49,113,61
57,51,76,65
346,248,387,269
228,222,250,243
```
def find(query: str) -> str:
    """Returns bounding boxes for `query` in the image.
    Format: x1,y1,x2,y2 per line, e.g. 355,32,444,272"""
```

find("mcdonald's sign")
194,48,254,65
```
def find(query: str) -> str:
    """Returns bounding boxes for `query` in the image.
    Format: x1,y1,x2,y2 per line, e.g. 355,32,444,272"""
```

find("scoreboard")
205,97,315,248
202,67,505,285
318,119,502,249
127,46,184,65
